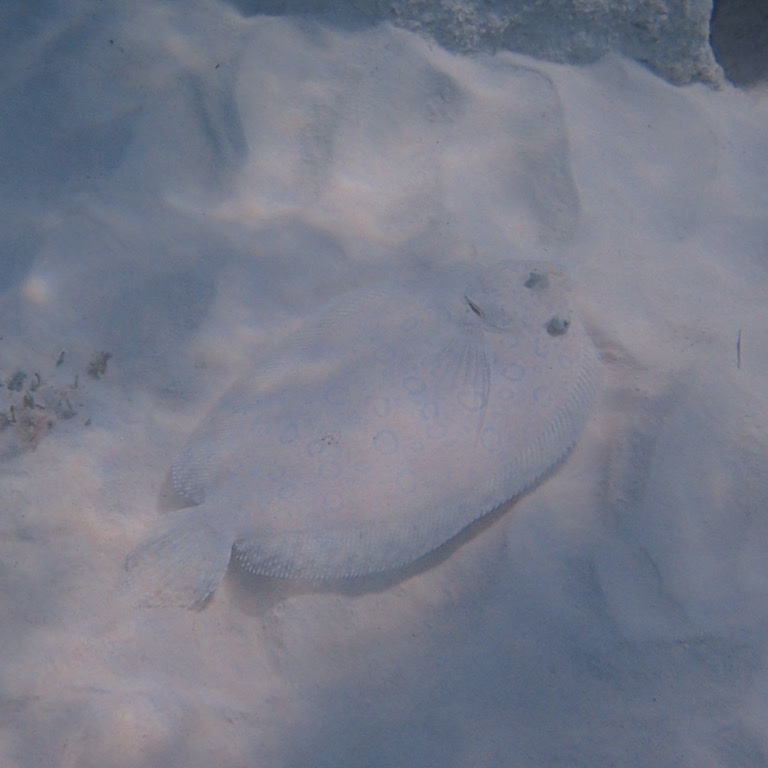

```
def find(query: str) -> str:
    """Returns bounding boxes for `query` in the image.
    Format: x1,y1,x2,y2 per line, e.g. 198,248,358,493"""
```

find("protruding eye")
546,316,570,336
525,271,550,290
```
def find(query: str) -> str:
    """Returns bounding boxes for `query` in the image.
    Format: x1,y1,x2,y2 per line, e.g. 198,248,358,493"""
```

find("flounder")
126,261,600,606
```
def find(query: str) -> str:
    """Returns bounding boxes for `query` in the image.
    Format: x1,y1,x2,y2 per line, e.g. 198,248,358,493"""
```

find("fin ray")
125,506,233,608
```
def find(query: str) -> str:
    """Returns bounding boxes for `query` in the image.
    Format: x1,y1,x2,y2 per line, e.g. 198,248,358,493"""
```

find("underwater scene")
1,1,767,765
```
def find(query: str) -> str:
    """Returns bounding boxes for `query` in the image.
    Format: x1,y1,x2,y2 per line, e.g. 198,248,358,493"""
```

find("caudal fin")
125,506,233,608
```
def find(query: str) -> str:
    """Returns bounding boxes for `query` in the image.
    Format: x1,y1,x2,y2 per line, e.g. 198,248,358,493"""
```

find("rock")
229,0,723,85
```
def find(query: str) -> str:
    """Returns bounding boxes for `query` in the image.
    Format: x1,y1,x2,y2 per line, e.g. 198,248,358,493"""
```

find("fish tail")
125,506,233,608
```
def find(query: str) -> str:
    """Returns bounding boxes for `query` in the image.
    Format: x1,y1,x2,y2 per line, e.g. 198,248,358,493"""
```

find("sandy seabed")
1,2,767,766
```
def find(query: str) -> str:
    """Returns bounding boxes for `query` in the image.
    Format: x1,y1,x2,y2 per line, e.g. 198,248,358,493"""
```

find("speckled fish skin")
126,260,601,607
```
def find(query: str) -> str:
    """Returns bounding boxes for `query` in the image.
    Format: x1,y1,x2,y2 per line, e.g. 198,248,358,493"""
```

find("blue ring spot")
373,429,399,455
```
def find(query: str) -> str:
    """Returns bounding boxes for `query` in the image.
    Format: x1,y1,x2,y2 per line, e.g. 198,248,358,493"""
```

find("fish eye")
525,271,550,290
546,316,570,336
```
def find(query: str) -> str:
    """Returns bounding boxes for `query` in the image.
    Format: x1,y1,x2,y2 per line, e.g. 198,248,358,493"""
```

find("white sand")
1,3,767,766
